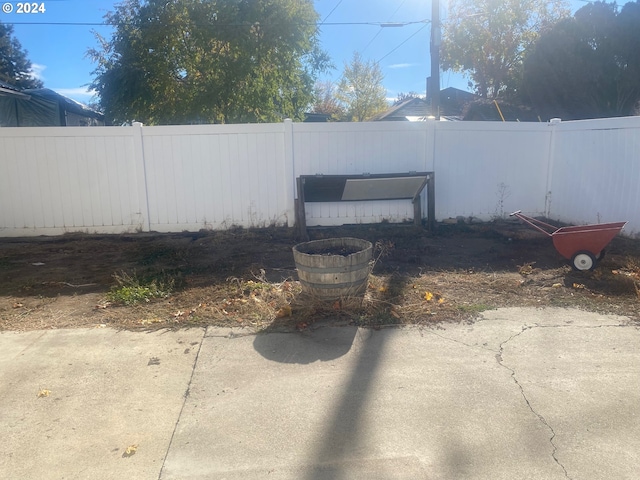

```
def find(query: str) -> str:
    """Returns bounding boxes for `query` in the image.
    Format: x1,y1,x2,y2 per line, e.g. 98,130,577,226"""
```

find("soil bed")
1,221,639,332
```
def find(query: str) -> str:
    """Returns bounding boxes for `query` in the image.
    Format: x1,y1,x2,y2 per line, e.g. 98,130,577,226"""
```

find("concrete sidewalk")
1,308,639,479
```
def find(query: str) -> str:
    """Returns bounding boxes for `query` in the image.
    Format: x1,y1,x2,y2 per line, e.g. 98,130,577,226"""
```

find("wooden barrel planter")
292,237,373,300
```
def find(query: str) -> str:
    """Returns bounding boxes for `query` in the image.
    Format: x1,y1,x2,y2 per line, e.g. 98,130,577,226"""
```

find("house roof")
371,97,430,121
1,85,105,126
373,88,481,121
303,112,332,122
0,81,31,98
23,88,103,120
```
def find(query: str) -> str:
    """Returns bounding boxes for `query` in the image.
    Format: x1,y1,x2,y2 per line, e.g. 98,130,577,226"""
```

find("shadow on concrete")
303,328,389,479
253,326,358,364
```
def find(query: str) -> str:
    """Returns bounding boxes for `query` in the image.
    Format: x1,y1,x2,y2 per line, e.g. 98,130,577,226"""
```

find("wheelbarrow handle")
509,210,556,236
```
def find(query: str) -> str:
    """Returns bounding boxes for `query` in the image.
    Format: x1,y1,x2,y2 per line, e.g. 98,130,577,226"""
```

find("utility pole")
430,0,441,120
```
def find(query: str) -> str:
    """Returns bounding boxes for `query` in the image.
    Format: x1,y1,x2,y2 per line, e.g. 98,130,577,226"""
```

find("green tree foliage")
522,1,640,118
336,52,388,121
0,22,43,89
310,81,344,121
88,0,329,125
441,0,569,99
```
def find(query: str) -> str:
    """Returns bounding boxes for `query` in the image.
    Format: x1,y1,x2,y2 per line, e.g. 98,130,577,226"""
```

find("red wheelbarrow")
510,211,627,271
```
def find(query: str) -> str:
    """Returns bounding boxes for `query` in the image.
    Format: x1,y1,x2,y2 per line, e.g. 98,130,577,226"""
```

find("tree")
521,1,640,119
310,81,344,120
0,21,43,89
88,0,330,125
441,0,569,99
336,52,388,121
393,91,420,105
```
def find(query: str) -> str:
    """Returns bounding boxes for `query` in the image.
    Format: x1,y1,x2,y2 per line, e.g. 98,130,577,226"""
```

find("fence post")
545,118,561,218
426,119,437,225
132,122,151,232
283,118,295,228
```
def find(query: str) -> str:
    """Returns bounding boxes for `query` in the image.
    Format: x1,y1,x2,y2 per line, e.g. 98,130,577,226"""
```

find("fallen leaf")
552,283,562,288
37,388,51,398
332,300,341,310
572,283,585,289
518,262,536,275
424,291,433,301
122,444,138,458
139,318,162,325
276,305,292,318
12,302,23,308
174,310,185,317
296,322,308,331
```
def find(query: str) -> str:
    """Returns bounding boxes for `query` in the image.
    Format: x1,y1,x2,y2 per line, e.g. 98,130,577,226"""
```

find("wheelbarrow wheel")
571,251,597,271
596,249,606,261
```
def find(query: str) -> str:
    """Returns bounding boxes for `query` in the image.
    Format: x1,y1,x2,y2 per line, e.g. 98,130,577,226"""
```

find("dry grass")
2,223,639,332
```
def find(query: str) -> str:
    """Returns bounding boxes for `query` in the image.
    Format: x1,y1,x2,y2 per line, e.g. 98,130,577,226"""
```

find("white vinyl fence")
1,116,639,237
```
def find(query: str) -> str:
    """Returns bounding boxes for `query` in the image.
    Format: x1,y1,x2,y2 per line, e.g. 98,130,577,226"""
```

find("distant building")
371,97,431,122
373,87,480,122
0,83,104,127
303,112,332,122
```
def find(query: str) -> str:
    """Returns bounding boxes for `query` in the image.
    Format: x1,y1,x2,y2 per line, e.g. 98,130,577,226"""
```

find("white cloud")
54,87,97,99
30,63,46,80
387,63,417,69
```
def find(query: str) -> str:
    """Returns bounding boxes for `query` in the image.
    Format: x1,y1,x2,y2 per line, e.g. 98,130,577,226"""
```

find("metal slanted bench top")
295,172,435,240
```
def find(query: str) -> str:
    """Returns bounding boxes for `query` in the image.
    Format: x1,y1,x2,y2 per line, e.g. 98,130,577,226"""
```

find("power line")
376,22,429,64
320,0,344,25
361,0,408,54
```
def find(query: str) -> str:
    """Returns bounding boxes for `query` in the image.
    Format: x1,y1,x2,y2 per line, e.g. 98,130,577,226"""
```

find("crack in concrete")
424,328,506,357
497,325,572,480
428,323,598,479
157,328,206,480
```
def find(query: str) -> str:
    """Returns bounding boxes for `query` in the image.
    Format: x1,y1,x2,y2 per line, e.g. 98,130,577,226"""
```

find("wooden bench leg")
413,198,422,227
427,173,436,231
294,177,309,242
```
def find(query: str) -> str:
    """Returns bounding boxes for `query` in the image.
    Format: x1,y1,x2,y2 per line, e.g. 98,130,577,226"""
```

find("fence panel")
550,117,640,236
0,127,141,236
141,124,289,231
434,122,551,221
2,118,639,238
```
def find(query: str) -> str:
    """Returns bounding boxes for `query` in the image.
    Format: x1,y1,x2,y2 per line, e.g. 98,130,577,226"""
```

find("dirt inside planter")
307,247,363,256
1,221,639,332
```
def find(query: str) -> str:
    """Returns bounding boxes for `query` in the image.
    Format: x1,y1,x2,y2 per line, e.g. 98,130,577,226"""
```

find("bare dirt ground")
1,220,639,332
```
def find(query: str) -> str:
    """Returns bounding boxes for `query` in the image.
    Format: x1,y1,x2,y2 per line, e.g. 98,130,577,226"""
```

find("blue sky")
3,0,590,105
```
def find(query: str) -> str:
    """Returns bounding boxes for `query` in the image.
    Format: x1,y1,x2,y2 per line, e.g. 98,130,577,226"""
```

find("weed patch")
106,271,174,306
